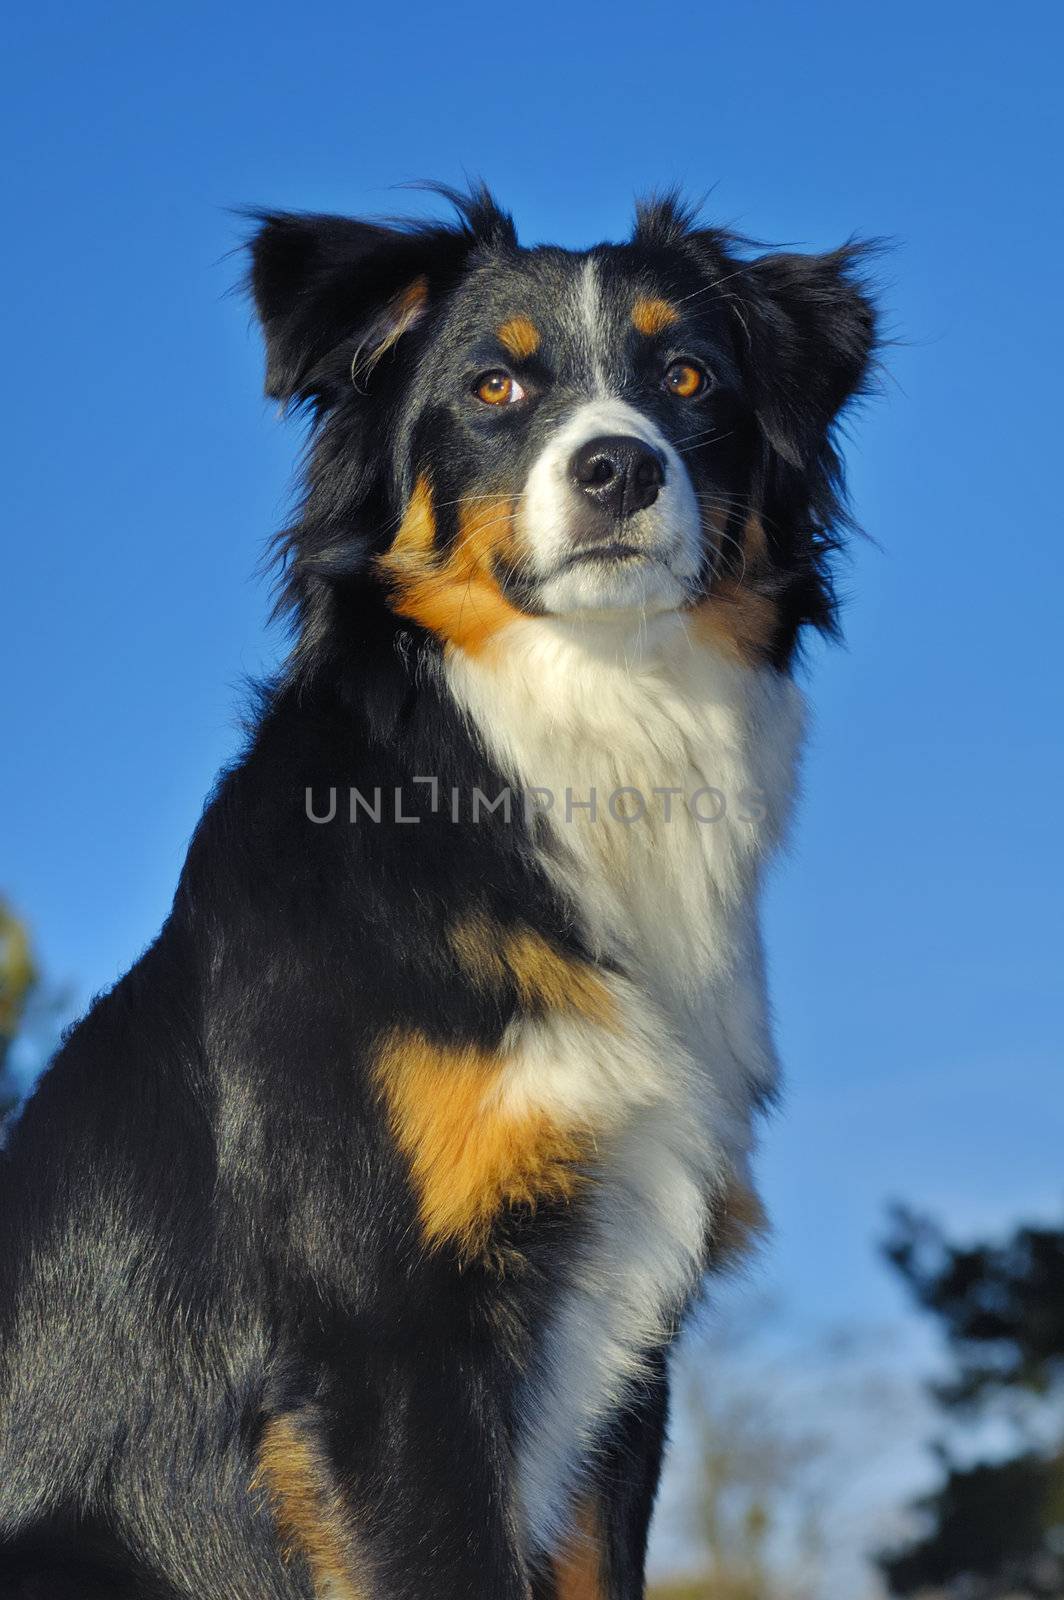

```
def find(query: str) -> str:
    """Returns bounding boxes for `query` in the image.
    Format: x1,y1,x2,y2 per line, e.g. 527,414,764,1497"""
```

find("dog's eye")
663,360,709,400
475,370,525,407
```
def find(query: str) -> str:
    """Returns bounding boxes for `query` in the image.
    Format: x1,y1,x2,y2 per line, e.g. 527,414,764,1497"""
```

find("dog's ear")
246,194,516,406
247,213,451,405
736,245,878,468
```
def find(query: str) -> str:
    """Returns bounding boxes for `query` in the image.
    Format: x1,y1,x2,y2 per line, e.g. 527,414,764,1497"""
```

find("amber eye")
475,370,526,406
663,359,708,399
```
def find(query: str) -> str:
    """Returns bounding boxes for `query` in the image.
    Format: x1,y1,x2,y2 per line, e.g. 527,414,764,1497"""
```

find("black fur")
0,187,877,1597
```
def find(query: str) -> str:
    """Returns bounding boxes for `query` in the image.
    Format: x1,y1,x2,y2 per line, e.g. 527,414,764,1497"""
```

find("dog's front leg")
255,1350,530,1600
531,1348,671,1600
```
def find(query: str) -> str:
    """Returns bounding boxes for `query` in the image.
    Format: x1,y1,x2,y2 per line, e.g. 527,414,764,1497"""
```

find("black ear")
246,189,516,405
738,245,878,468
247,213,456,405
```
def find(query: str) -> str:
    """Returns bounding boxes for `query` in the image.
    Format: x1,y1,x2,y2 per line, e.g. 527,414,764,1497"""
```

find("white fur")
575,256,608,397
444,611,804,1550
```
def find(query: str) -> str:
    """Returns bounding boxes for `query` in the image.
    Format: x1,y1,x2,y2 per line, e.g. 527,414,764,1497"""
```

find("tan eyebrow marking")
631,295,679,336
497,316,541,360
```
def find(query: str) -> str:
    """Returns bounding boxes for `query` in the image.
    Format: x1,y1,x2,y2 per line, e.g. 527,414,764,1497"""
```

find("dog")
0,187,877,1598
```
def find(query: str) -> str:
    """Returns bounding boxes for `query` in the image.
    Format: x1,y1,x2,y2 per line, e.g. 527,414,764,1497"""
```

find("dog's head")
249,188,877,668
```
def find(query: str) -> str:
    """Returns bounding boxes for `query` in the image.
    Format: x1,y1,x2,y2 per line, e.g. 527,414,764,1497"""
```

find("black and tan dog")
0,188,877,1597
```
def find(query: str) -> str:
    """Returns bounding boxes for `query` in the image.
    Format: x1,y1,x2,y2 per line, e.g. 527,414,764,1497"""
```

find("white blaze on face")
517,398,704,618
575,255,608,398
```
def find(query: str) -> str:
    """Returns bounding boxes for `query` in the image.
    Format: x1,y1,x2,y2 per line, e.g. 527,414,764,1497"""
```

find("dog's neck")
444,609,802,1111
445,611,801,942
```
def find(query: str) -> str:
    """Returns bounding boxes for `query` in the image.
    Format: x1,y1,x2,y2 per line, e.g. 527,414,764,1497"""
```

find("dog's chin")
536,551,690,619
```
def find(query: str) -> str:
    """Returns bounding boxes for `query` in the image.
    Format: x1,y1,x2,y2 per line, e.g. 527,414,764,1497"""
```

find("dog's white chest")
445,614,803,1549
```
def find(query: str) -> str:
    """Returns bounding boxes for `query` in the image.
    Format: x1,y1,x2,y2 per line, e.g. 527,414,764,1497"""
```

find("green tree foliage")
0,899,38,1118
880,1206,1064,1597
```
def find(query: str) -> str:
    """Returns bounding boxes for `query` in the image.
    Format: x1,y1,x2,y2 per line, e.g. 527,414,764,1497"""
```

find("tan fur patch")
631,295,679,337
691,515,780,664
711,1177,769,1266
497,315,541,360
374,1029,588,1258
254,1415,365,1598
740,511,770,566
449,913,615,1028
376,476,526,655
692,582,780,664
351,276,428,388
553,1498,606,1600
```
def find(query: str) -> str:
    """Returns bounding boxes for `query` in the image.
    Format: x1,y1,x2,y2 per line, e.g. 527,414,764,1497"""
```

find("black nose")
569,434,665,519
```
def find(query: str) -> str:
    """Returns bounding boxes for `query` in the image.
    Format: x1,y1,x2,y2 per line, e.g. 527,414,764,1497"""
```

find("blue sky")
3,0,1061,1582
